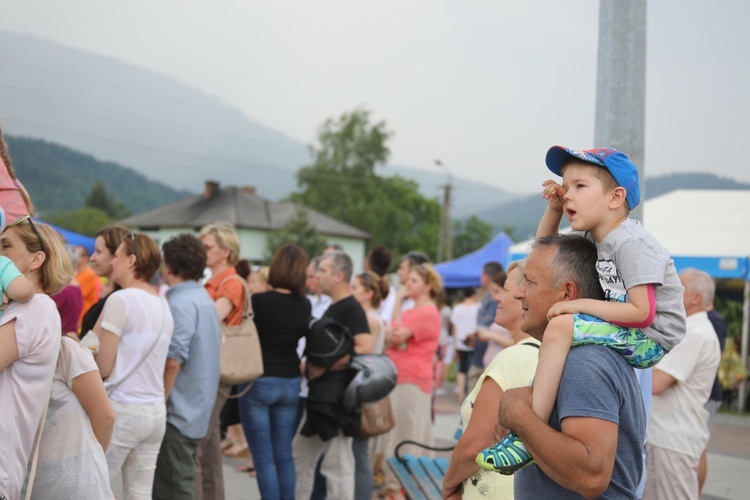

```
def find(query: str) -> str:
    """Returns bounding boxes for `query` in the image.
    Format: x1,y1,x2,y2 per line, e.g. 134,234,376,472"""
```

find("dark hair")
122,233,162,282
75,245,91,259
96,224,131,256
482,262,507,287
532,234,604,300
269,244,308,298
460,287,476,298
162,233,207,281
356,271,390,308
235,259,251,280
367,245,392,276
401,250,430,267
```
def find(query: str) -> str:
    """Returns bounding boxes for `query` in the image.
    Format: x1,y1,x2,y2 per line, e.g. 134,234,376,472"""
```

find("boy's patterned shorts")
572,313,665,368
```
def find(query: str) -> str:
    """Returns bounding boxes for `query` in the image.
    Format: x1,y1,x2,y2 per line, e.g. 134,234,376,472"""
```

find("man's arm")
651,368,677,395
498,387,618,499
163,358,181,400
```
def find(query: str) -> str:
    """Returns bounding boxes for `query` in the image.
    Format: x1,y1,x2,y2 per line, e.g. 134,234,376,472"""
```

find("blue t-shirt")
514,346,646,499
165,281,221,440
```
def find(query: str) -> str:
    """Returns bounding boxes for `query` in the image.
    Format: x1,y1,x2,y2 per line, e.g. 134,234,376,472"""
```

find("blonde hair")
410,263,444,300
199,221,241,265
11,222,74,295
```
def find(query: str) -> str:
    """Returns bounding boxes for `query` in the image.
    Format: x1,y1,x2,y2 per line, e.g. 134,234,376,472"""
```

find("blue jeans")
239,376,300,500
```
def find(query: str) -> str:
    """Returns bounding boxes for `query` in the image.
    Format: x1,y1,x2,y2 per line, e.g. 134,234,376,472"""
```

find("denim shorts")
572,313,665,368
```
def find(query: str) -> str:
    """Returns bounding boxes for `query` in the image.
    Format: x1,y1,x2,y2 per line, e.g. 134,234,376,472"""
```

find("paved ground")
216,387,750,499
111,385,750,498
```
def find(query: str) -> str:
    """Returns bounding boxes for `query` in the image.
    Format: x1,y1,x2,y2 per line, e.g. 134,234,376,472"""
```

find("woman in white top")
0,217,74,499
351,271,390,354
31,336,116,499
95,233,174,499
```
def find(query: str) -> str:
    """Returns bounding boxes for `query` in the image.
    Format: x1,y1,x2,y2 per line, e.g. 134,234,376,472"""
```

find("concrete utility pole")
594,0,647,223
435,160,453,262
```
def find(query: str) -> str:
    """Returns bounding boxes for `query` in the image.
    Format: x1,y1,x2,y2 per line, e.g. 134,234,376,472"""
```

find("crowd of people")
0,134,734,500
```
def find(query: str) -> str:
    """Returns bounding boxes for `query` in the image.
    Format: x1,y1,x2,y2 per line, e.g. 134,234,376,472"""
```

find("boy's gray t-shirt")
514,346,646,499
587,217,685,351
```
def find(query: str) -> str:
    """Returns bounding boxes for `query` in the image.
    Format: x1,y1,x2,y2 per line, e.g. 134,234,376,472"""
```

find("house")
119,181,370,268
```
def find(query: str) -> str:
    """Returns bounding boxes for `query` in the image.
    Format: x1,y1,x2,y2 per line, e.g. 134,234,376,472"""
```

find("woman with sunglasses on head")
94,232,174,498
0,217,78,499
80,224,131,340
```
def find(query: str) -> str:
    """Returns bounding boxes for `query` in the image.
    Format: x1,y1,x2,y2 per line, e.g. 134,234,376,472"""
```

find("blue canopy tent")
435,232,513,288
508,190,750,411
36,219,96,255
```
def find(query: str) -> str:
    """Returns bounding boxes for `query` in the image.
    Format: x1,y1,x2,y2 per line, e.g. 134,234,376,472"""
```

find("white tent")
507,189,750,410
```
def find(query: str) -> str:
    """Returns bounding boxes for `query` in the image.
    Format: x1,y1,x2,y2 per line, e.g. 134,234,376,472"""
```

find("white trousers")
107,400,167,500
293,428,354,500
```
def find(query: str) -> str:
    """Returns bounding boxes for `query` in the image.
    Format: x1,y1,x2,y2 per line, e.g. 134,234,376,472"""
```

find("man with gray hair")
497,234,647,498
645,268,721,499
294,250,372,499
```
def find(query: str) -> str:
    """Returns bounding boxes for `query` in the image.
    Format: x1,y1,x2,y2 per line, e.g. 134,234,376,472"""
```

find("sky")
1,0,748,195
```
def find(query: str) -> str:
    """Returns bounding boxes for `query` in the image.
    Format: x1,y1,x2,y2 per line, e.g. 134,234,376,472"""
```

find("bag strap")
24,386,51,500
106,297,168,395
217,274,253,320
519,341,540,349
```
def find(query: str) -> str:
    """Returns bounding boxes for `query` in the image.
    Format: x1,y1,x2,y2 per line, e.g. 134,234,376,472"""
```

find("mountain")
479,173,750,241
6,136,191,216
0,30,517,217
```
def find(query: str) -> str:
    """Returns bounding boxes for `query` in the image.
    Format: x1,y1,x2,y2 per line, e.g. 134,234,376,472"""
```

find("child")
0,216,36,312
477,146,686,474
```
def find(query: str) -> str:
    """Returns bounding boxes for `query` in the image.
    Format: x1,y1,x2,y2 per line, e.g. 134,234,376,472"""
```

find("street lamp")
434,159,453,262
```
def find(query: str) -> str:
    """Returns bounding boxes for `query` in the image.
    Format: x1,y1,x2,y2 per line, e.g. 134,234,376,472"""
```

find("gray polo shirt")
166,281,221,439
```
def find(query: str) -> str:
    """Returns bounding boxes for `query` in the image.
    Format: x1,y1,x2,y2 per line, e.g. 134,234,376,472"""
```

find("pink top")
386,304,441,394
0,295,61,499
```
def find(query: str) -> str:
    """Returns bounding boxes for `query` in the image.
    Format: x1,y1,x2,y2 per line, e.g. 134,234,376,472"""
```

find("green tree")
46,207,113,237
265,206,327,260
85,181,131,219
452,215,493,258
291,109,441,260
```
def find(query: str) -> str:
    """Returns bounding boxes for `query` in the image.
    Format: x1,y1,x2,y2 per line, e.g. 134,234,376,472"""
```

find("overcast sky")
2,0,748,194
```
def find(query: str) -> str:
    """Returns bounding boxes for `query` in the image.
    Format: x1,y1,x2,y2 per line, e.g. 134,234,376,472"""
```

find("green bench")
386,440,455,500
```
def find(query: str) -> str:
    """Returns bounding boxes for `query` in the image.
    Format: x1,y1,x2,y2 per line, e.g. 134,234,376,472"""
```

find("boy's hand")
542,180,566,213
546,299,583,319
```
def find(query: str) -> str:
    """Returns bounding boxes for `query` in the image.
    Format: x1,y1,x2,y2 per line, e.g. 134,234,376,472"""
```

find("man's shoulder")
564,345,633,382
324,296,368,332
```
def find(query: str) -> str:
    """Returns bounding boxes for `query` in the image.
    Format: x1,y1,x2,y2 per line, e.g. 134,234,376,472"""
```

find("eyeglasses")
9,215,46,256
128,233,138,260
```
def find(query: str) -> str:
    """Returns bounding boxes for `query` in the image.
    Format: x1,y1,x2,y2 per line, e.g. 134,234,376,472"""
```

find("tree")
291,109,441,261
452,215,493,258
46,207,113,237
265,206,327,261
85,181,130,219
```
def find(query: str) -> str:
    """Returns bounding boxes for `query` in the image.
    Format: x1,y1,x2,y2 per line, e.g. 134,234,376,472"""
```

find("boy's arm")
5,274,36,303
536,180,566,238
547,284,655,328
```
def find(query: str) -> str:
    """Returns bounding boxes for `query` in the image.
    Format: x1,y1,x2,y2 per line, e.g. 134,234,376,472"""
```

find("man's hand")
546,299,583,320
497,386,533,431
542,180,566,212
307,362,327,380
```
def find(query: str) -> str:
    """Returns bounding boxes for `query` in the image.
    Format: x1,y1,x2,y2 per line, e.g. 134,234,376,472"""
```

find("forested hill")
6,136,192,216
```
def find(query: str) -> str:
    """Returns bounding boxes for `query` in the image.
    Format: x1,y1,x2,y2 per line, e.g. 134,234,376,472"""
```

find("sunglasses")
128,233,138,260
9,215,46,256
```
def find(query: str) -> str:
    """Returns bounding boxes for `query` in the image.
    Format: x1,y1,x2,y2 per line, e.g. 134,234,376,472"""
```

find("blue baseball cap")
545,146,641,210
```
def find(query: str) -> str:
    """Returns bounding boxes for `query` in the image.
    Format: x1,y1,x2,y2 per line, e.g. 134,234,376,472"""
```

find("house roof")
118,185,370,240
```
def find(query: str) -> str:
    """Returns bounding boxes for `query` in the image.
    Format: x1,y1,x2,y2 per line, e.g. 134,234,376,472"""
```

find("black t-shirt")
251,291,311,378
79,286,121,339
303,295,370,440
